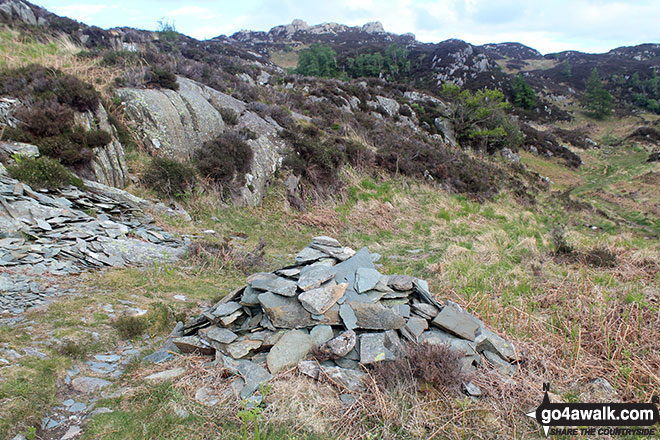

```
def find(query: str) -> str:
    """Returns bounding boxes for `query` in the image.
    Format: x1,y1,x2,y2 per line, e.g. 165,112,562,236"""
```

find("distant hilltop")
229,19,416,43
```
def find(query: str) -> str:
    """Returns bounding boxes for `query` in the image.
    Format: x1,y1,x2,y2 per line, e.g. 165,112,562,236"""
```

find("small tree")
296,44,337,77
157,19,179,52
440,84,522,153
512,73,536,110
585,68,613,119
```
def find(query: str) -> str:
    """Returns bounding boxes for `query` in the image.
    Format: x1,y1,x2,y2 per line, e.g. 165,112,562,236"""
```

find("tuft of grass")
112,315,149,340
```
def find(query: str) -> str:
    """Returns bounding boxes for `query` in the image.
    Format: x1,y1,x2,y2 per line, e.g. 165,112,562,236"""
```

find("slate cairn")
160,236,519,402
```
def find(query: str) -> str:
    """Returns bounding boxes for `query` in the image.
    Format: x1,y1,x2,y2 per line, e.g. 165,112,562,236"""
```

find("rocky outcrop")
0,0,37,25
75,104,128,189
117,76,285,206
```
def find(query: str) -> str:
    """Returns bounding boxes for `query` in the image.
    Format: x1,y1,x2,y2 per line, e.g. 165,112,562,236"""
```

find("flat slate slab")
310,325,334,348
221,355,273,398
200,326,238,345
227,339,262,359
211,301,242,317
172,336,215,355
297,265,337,291
347,301,406,330
359,331,402,364
431,301,480,341
387,274,416,291
258,292,315,328
339,303,358,330
316,329,356,359
355,267,382,293
250,276,298,297
475,328,517,361
266,330,313,374
299,282,347,315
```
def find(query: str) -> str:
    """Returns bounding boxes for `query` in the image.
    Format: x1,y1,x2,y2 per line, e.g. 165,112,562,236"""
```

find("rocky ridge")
150,237,519,403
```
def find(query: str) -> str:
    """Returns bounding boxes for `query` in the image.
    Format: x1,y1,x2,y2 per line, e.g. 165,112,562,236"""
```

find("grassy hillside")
0,20,658,440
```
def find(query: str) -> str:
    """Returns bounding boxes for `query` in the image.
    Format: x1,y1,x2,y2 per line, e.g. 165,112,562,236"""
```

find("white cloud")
169,6,214,18
51,4,111,22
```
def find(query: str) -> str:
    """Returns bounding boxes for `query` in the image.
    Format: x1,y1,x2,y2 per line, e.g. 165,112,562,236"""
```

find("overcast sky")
33,0,659,54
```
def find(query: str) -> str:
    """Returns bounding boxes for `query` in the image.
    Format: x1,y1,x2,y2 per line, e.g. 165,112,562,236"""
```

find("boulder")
267,330,313,374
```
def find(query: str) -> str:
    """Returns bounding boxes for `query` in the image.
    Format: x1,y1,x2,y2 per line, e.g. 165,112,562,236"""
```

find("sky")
33,0,660,55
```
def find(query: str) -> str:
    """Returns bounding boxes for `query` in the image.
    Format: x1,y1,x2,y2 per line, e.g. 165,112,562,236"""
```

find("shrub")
371,342,465,391
281,129,345,191
15,100,74,137
53,75,100,112
142,156,196,200
0,64,99,113
551,225,573,255
195,132,253,186
296,44,337,77
7,156,83,189
144,66,179,91
112,315,148,340
187,238,266,273
219,107,239,125
58,340,89,359
582,247,617,268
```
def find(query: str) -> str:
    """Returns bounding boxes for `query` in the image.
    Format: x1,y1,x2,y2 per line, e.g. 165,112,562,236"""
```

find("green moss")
7,156,83,189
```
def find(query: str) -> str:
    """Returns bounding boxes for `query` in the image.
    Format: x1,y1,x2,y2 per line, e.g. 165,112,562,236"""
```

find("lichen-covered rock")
74,103,128,188
117,76,285,206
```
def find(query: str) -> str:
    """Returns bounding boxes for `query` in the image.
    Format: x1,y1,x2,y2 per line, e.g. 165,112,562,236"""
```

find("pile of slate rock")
157,236,519,402
0,174,188,315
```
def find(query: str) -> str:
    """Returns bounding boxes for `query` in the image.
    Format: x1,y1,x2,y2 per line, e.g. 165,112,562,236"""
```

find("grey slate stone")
298,282,347,315
258,292,315,328
221,355,273,398
482,350,516,375
295,247,326,264
355,267,382,293
387,274,416,291
227,339,262,359
212,301,242,317
401,316,428,342
412,302,439,320
297,265,336,291
71,376,112,393
267,330,313,374
347,301,406,330
201,326,238,344
251,276,298,297
475,328,517,361
359,332,400,364
310,325,334,348
172,336,215,355
431,301,480,341
339,303,358,330
316,329,356,359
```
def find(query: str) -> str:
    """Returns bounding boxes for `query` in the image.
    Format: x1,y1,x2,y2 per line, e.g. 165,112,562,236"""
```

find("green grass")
0,356,67,438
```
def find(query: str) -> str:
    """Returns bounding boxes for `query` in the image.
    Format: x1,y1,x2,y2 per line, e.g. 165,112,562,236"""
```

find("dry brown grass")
0,27,120,100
